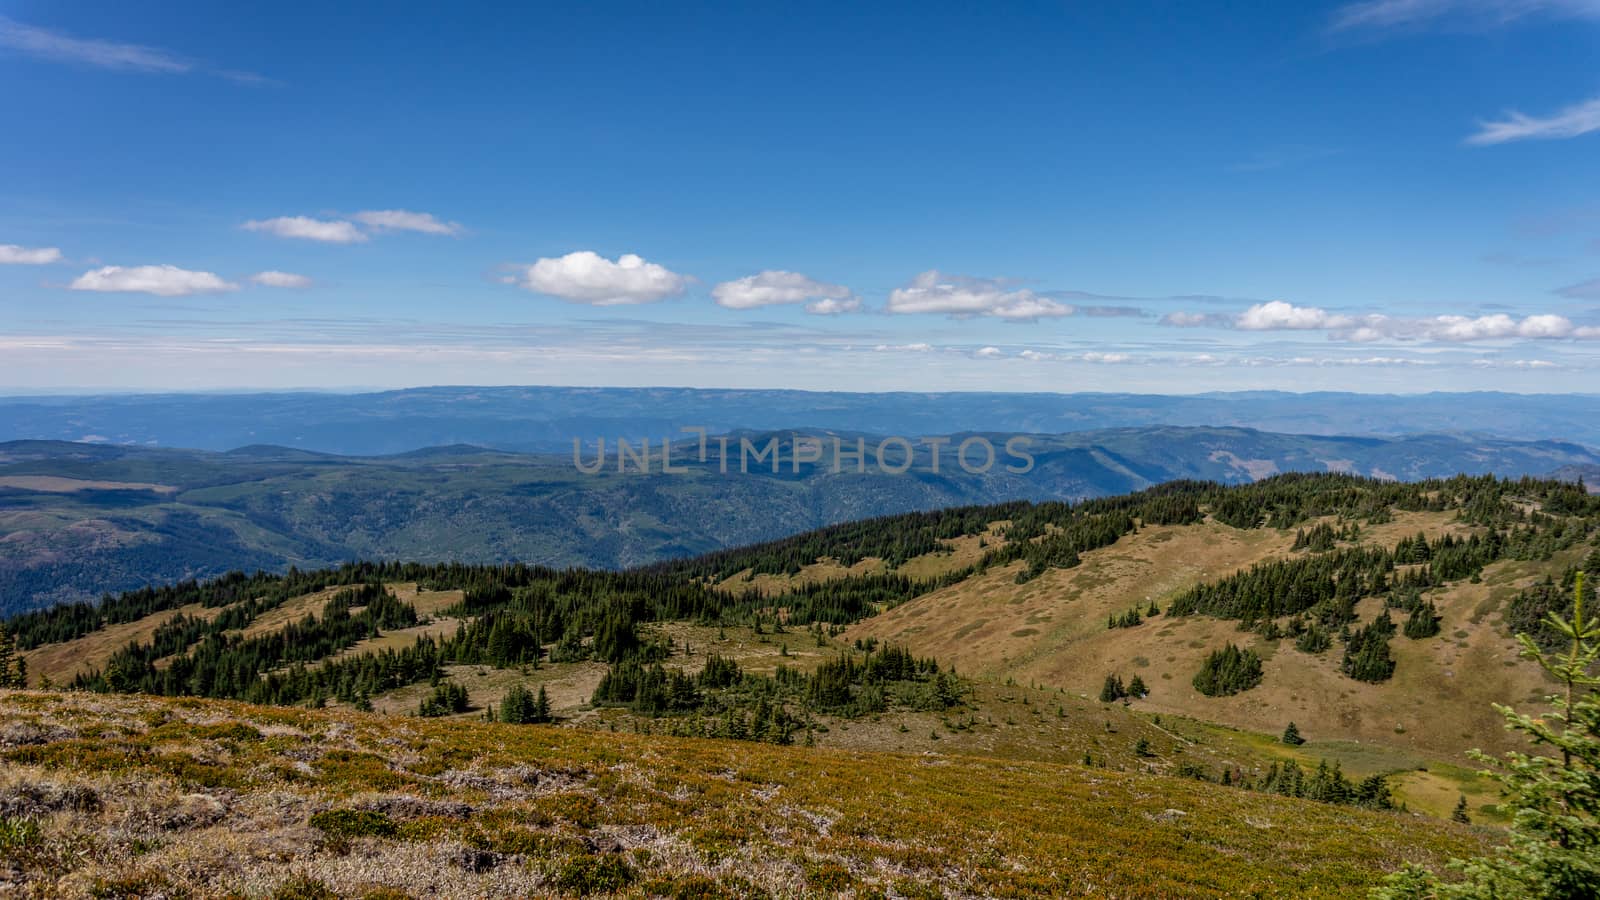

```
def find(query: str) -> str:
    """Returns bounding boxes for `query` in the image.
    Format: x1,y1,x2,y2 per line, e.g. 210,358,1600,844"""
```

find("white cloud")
1468,95,1600,145
804,296,862,315
1162,299,1600,342
250,271,312,288
0,244,62,265
0,16,267,82
514,251,688,305
0,15,190,73
712,270,858,314
351,209,462,236
243,216,367,244
1330,0,1600,32
1236,300,1357,331
974,346,1004,359
887,270,1074,320
69,264,237,297
873,342,934,352
1472,357,1560,368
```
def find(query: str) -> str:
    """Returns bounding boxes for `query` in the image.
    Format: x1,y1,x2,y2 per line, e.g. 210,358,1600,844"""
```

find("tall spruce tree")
0,624,23,689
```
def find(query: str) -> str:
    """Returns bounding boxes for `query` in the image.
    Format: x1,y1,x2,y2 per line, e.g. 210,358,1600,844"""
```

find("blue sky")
2,0,1600,393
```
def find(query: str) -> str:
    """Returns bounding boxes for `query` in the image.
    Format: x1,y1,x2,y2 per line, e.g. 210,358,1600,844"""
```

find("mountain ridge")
4,426,1599,614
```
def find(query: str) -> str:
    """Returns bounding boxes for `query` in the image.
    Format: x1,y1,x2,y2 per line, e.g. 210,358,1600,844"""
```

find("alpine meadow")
5,2,1600,898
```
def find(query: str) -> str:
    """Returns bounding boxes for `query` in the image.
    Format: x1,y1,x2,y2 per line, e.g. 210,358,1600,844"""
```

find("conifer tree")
1451,795,1471,825
1282,721,1305,746
1099,673,1125,703
1376,573,1600,898
0,623,23,689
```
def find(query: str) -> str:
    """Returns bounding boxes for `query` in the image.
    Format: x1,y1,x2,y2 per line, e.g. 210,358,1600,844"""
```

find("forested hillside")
5,427,1599,613
4,471,1598,895
10,473,1594,767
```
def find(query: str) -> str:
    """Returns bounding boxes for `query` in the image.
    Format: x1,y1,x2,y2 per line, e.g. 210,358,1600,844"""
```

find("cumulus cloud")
873,342,934,352
1417,313,1587,341
0,244,62,265
887,270,1074,321
1469,95,1600,145
250,271,312,288
514,251,688,305
70,264,238,297
712,270,859,314
243,216,367,244
1236,300,1357,331
351,209,463,235
974,346,1004,359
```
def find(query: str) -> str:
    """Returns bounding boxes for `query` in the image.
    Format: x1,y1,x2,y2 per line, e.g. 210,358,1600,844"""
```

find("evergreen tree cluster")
1294,620,1334,654
1193,644,1264,696
591,644,958,744
1099,672,1148,702
659,502,1032,580
1341,613,1398,683
74,583,419,699
1505,555,1599,652
1402,600,1442,640
1108,607,1145,629
496,684,552,724
418,680,469,717
1253,759,1394,809
1292,521,1357,552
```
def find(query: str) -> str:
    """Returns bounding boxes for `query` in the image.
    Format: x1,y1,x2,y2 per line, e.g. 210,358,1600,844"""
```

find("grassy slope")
0,689,1488,899
19,507,1559,825
843,513,1564,762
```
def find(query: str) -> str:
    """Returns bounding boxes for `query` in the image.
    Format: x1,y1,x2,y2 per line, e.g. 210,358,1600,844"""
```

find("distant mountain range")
4,425,1598,614
2,387,1598,455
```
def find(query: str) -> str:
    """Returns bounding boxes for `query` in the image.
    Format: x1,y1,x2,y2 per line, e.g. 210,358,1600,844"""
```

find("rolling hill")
8,472,1596,896
4,427,1599,614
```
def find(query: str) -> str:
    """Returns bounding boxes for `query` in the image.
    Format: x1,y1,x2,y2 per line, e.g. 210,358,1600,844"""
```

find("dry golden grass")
0,689,1492,898
238,586,349,638
714,557,884,596
844,512,1557,761
22,603,223,686
324,584,469,664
